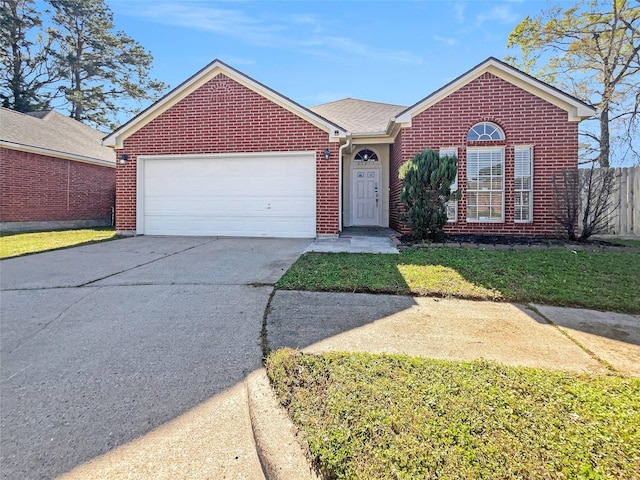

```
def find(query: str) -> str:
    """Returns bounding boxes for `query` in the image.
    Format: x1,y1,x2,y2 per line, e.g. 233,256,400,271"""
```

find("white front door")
351,168,380,226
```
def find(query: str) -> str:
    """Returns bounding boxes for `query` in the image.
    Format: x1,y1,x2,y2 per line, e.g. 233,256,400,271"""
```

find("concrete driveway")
0,236,310,480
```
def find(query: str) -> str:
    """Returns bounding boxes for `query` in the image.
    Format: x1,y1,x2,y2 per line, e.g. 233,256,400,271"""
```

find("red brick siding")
390,72,578,237
116,73,338,234
1,147,115,223
389,129,404,230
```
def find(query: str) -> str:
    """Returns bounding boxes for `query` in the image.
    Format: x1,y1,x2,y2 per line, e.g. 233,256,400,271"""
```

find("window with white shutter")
514,147,533,222
440,148,458,222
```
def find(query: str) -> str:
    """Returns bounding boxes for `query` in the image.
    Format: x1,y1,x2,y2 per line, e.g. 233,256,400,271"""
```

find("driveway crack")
4,287,102,358
79,238,220,287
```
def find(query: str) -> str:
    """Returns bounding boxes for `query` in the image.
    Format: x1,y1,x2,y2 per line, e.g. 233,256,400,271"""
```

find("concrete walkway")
251,291,640,478
304,227,399,254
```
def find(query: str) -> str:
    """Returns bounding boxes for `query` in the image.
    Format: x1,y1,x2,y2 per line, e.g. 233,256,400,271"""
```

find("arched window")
466,122,505,222
354,149,378,162
467,122,505,141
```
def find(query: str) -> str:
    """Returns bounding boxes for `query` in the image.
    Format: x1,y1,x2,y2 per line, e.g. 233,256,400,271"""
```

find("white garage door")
138,152,316,237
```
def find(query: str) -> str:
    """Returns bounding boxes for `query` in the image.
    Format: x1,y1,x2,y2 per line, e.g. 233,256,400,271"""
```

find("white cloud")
476,6,520,26
433,35,457,47
124,2,421,65
130,4,285,46
454,3,465,23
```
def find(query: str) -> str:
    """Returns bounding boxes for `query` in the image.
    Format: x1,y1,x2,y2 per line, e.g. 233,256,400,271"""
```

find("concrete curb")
245,369,321,480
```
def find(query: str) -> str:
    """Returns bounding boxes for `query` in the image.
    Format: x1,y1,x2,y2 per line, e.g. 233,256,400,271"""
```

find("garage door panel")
140,154,316,237
144,160,314,197
144,215,314,237
144,197,315,217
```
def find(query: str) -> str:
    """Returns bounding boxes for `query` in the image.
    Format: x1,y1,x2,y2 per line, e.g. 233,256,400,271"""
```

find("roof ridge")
311,97,407,109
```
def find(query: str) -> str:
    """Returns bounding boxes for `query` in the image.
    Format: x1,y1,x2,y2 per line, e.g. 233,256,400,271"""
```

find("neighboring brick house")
103,57,595,238
1,108,116,232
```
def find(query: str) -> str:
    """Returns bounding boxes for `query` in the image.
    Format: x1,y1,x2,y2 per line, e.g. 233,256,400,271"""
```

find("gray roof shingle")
0,108,115,164
310,98,406,134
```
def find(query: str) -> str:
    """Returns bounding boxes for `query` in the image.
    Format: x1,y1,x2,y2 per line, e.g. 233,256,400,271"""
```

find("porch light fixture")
118,154,128,165
323,148,331,161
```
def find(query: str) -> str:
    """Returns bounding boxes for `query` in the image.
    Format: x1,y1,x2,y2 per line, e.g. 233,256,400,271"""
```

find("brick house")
103,57,595,238
1,108,116,232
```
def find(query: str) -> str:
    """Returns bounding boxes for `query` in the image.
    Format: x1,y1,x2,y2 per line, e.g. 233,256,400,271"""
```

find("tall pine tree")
47,0,166,129
0,0,58,112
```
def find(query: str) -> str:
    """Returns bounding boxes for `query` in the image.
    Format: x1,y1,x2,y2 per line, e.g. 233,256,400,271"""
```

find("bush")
397,148,459,241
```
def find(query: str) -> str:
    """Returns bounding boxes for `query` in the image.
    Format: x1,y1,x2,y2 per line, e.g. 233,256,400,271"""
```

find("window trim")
467,122,505,142
466,147,505,223
353,148,379,162
514,146,534,223
439,147,458,223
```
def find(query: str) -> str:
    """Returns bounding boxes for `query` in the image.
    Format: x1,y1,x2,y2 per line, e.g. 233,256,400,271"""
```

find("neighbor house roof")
310,98,406,135
0,108,115,167
103,59,348,148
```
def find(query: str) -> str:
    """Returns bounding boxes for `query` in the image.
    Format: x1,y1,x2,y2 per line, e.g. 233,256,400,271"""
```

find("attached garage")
137,152,316,238
104,60,346,237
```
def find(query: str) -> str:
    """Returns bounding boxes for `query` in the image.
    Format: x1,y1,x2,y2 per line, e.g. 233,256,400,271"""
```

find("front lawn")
609,238,640,248
276,248,640,313
267,349,640,480
0,228,118,259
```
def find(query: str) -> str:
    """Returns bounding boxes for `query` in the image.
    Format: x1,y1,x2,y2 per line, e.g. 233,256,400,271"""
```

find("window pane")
514,147,532,222
515,177,523,190
466,147,504,222
467,192,477,207
467,122,505,142
446,203,456,221
515,206,523,221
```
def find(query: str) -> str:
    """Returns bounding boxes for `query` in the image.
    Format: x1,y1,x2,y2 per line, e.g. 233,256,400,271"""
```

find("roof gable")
394,57,596,125
103,59,347,148
0,108,115,166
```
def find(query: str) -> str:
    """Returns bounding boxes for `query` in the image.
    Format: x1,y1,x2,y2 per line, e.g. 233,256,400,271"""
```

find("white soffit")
103,60,347,147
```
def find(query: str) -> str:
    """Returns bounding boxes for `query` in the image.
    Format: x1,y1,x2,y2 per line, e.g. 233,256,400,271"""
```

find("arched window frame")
353,149,379,162
467,122,505,142
465,122,506,223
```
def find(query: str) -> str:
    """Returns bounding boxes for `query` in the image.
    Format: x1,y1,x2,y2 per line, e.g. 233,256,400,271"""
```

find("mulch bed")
395,234,637,251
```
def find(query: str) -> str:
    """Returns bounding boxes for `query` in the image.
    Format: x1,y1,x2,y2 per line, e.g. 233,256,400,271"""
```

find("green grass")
0,228,118,259
267,349,640,480
608,238,640,248
276,248,640,313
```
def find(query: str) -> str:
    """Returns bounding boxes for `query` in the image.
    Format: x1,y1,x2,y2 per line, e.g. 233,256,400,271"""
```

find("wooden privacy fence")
580,166,639,237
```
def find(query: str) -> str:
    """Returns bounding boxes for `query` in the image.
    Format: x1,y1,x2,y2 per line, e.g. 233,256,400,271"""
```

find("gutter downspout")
338,134,352,233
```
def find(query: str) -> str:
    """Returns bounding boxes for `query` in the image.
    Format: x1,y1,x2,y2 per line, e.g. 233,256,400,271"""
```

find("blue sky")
106,0,556,108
